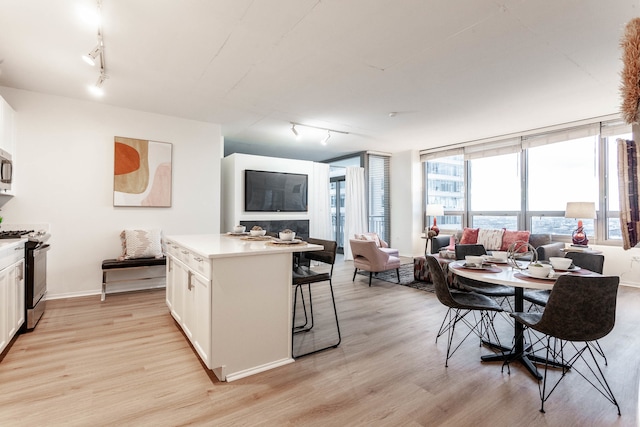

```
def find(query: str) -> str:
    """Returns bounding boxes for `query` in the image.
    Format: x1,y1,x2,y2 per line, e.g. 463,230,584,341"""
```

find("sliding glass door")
330,177,346,253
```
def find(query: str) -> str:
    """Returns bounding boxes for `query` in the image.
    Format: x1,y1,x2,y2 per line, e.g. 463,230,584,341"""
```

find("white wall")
390,150,424,257
221,153,315,233
0,87,222,299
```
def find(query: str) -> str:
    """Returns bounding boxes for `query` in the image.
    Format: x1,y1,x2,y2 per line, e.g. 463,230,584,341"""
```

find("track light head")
82,44,102,66
291,124,300,140
89,73,107,96
321,130,331,145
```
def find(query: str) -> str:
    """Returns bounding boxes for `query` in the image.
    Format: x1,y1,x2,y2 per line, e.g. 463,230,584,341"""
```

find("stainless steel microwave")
0,148,13,191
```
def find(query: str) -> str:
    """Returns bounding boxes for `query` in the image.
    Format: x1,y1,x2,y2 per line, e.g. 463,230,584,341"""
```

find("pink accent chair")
349,239,401,286
353,232,399,258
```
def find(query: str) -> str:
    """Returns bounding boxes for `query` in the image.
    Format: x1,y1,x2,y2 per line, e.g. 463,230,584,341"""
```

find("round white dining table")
448,260,601,379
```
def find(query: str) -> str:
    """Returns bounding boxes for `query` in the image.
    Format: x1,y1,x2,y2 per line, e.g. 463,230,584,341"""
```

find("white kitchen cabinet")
165,242,212,366
0,241,26,357
0,96,15,155
186,270,211,366
166,255,188,324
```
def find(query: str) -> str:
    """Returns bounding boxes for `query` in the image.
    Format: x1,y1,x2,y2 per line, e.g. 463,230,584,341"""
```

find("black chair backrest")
564,252,605,274
455,244,487,260
425,255,458,309
304,238,337,265
534,275,619,342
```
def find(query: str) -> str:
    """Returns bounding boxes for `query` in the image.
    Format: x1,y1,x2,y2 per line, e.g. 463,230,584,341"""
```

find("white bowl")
233,225,246,233
250,229,267,237
549,256,572,270
527,263,553,278
279,231,296,241
491,251,509,261
465,255,484,267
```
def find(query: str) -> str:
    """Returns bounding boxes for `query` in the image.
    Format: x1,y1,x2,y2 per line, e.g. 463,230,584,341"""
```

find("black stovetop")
0,230,33,239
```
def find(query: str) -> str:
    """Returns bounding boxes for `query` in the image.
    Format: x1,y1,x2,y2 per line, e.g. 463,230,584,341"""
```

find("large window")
425,154,464,230
469,152,520,229
528,135,598,236
368,154,390,244
422,120,629,245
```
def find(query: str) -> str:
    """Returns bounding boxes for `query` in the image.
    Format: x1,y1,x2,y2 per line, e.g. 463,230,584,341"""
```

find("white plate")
483,257,509,264
456,262,494,270
552,265,579,272
520,270,567,280
271,238,304,244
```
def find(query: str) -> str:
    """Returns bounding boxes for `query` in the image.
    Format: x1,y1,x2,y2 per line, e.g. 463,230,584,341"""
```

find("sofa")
414,228,565,284
430,228,564,260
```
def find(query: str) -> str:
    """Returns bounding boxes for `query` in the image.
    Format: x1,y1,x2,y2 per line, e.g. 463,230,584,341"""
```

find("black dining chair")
425,256,504,367
454,244,515,310
523,251,608,363
291,238,341,358
505,275,620,414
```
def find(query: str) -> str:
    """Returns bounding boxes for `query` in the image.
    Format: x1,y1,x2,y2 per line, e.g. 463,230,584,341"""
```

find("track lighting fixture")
291,124,300,140
89,73,107,96
84,0,107,97
82,42,102,66
321,130,331,145
289,122,348,145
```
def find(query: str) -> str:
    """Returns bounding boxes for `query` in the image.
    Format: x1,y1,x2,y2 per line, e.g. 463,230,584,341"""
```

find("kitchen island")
164,233,322,381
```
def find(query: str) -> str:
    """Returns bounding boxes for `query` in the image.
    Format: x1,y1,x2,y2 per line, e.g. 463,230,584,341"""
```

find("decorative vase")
430,217,440,236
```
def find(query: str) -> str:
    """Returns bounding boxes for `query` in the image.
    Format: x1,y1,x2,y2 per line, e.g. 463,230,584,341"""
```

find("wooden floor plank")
0,256,638,426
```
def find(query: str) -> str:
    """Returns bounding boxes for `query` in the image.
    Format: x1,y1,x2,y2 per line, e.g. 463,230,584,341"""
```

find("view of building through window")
424,128,630,243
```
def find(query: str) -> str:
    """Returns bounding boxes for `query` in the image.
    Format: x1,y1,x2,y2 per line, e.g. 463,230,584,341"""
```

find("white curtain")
344,166,366,261
310,162,332,239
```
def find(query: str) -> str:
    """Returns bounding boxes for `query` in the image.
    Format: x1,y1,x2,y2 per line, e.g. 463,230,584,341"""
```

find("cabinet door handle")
187,270,193,290
193,256,203,262
16,263,23,281
181,250,189,255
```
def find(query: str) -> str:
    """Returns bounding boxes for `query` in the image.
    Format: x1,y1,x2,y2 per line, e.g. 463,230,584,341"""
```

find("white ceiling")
0,0,637,161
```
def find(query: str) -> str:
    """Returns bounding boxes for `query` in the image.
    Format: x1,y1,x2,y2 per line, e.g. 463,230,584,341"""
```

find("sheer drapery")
617,138,640,249
344,166,366,261
310,162,332,240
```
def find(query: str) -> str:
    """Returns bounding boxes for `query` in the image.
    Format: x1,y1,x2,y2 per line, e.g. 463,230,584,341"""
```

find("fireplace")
240,220,309,240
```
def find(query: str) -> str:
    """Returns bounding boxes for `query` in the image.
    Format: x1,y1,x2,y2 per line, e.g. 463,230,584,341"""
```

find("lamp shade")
426,204,444,217
565,202,596,219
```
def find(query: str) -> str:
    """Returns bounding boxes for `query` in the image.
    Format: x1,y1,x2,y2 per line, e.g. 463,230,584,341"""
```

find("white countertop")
166,234,322,259
0,238,26,251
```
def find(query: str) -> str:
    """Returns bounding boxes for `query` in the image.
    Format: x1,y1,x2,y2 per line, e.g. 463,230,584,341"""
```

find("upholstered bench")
101,257,166,301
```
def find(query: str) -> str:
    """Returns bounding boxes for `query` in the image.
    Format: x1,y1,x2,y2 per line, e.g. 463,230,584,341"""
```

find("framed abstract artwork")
113,136,172,207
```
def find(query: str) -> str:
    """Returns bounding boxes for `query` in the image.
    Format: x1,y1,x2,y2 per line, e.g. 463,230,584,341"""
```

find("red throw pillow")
501,230,531,252
459,227,479,244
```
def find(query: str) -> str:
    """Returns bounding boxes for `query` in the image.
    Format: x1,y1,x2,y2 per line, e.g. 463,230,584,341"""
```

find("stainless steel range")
0,229,50,331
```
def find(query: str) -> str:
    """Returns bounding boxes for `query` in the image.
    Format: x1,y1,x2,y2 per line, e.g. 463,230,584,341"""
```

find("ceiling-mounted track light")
291,124,300,140
89,73,107,96
82,42,102,66
83,0,107,97
289,121,348,145
321,130,331,145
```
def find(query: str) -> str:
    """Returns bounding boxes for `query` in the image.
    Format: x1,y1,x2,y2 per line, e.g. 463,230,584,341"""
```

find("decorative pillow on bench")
119,229,164,260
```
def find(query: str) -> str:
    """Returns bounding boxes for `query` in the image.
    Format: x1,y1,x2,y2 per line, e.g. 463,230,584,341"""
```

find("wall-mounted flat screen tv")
244,169,308,212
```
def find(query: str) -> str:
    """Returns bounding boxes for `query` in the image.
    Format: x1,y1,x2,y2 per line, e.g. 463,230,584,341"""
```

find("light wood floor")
1,256,639,426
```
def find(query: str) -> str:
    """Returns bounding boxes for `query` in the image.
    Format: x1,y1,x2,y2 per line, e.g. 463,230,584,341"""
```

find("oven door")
28,244,50,308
